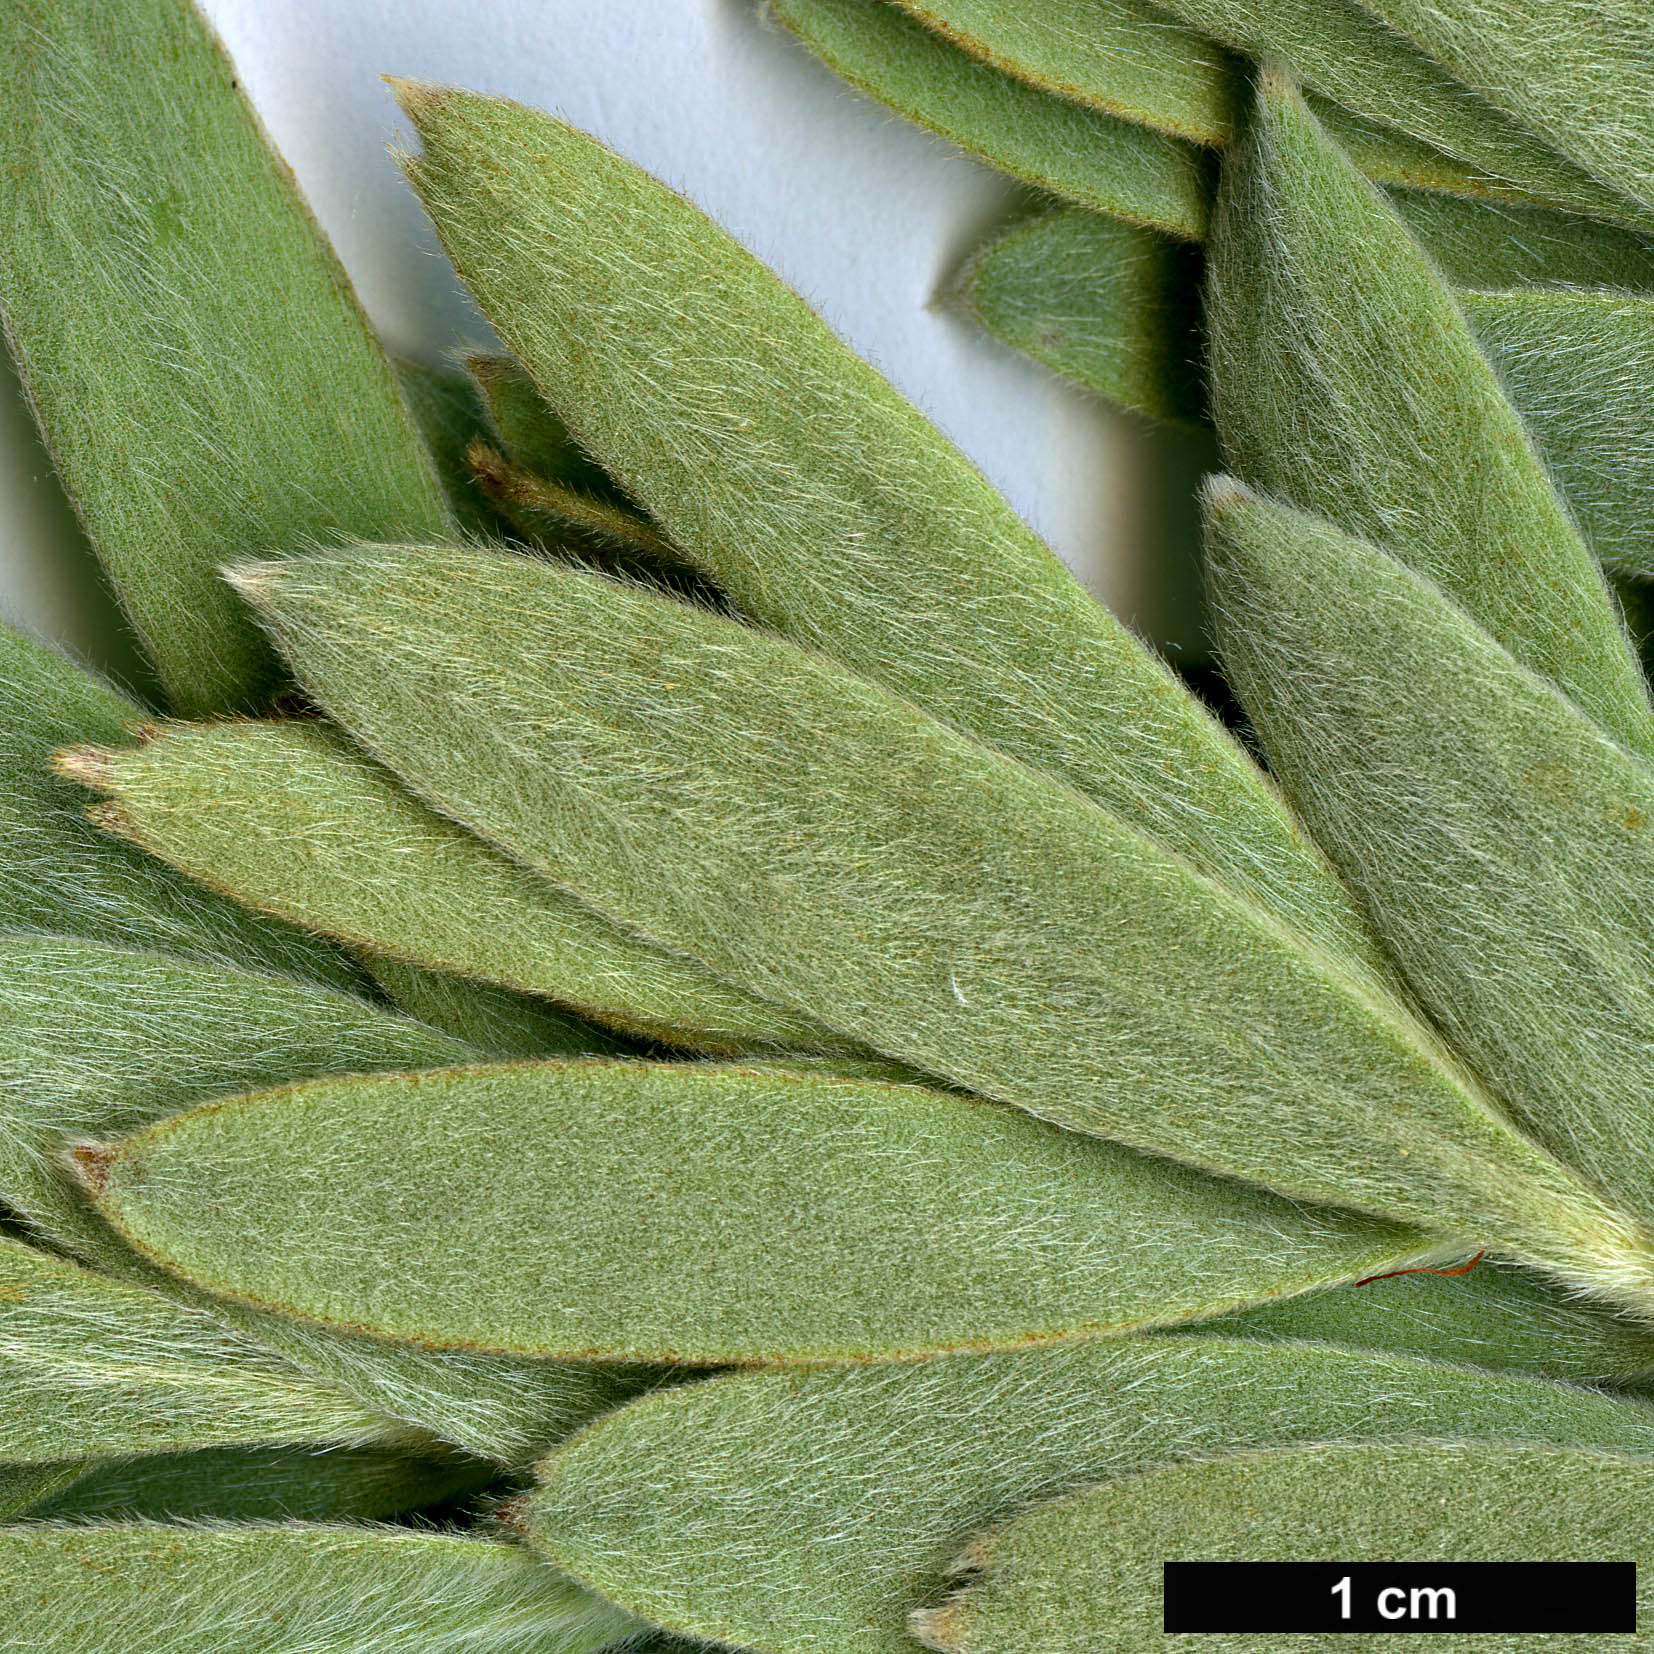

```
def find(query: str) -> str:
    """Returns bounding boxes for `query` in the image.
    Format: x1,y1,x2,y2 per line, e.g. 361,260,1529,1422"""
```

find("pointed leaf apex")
48,745,117,790
222,560,283,604
384,76,457,131
1199,474,1260,522
65,1142,116,1197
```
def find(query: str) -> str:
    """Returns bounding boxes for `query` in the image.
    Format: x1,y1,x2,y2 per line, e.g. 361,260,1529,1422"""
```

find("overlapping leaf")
66,721,849,1055
0,935,654,1462
394,82,1386,980
231,541,1654,1306
0,626,359,989
769,0,1211,237
522,1338,1654,1653
25,1441,498,1525
81,1057,1429,1363
1202,1261,1654,1384
0,1524,641,1654
912,1442,1654,1651
1206,481,1654,1246
0,0,448,712
0,1236,390,1462
1355,0,1654,212
1207,70,1653,754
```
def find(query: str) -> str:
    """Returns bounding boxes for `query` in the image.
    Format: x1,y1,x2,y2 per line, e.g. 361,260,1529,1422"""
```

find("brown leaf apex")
66,1142,116,1196
49,745,117,790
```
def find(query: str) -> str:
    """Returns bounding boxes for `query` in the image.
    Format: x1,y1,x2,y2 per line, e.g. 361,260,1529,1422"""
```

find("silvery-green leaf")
1206,481,1654,1248
0,1524,641,1654
395,358,511,541
1207,71,1653,755
0,934,468,1253
1386,191,1654,291
1355,0,1654,214
233,543,1654,1308
889,0,1235,144
952,206,1205,424
1461,288,1654,579
522,1338,1654,1654
0,935,651,1463
81,1057,1430,1364
66,721,848,1055
0,1235,389,1462
767,0,1210,238
26,1442,498,1525
911,1442,1654,1653
395,85,1383,982
357,956,630,1061
1202,1259,1654,1384
0,625,359,990
0,0,449,714
1148,0,1654,230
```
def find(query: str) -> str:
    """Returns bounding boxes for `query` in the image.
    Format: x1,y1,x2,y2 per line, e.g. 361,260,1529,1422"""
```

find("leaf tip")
383,76,455,133
49,745,117,790
222,559,283,606
65,1142,117,1198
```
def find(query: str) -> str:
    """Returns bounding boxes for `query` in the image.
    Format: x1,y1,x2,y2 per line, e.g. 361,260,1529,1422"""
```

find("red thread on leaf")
1354,1250,1486,1287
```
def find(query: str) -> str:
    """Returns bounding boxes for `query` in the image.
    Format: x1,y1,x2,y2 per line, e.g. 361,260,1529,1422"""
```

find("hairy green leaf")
1208,71,1653,754
891,0,1234,143
0,1460,90,1519
0,935,650,1462
1356,0,1654,213
357,956,629,1061
234,543,1654,1305
463,352,619,497
1148,0,1654,230
767,0,1210,237
911,1442,1654,1652
1461,288,1654,579
395,358,511,540
396,87,1386,982
0,1524,640,1654
0,0,449,713
523,1338,1654,1654
1206,481,1654,1249
1202,1259,1654,1384
68,720,847,1055
82,1057,1430,1363
0,1235,389,1461
0,625,359,989
952,206,1204,424
26,1442,498,1525
469,445,674,561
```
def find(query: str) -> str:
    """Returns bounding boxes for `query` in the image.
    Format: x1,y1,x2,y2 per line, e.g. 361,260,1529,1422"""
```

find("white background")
0,0,1209,692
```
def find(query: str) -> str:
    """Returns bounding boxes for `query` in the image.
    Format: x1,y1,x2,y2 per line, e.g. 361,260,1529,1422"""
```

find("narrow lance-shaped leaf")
767,0,1211,238
1356,0,1654,213
0,0,449,713
0,1525,641,1654
25,1441,499,1525
1199,1259,1654,1385
394,357,512,540
355,955,631,1062
1207,71,1654,756
1461,288,1654,579
891,0,1236,144
1147,0,1654,230
951,205,1206,425
1206,481,1654,1245
64,720,855,1056
80,1057,1434,1364
462,353,621,497
911,1443,1654,1653
234,544,1654,1309
395,82,1388,982
0,935,654,1464
0,624,361,990
0,1235,394,1463
522,1338,1654,1654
